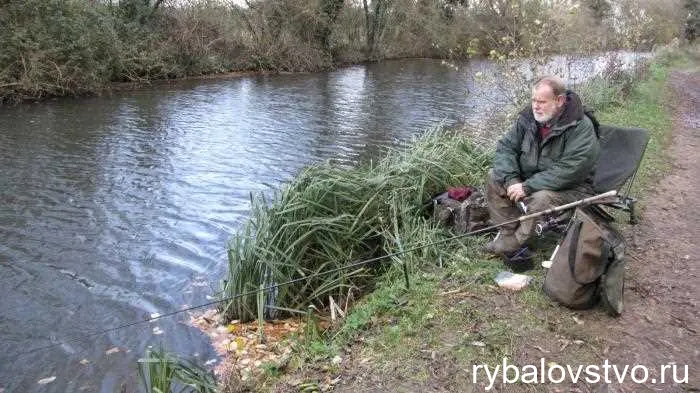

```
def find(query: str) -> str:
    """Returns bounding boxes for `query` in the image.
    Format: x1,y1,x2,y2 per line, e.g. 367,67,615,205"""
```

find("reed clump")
221,128,492,322
138,347,218,393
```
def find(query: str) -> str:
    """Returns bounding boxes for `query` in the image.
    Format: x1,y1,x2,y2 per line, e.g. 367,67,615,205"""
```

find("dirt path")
591,70,700,391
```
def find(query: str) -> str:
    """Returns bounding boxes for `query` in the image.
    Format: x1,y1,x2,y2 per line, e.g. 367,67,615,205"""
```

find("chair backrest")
593,125,650,194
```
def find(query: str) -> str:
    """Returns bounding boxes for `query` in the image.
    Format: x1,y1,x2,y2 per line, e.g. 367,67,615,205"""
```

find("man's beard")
534,110,555,123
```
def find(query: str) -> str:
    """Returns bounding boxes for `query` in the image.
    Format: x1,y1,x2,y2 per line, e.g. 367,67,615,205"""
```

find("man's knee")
527,190,561,211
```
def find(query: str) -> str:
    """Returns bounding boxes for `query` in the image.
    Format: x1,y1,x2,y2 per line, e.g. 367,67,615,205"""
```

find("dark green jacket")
492,91,600,195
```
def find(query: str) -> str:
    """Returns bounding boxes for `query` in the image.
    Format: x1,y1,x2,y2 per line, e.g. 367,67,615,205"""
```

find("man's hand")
507,182,527,201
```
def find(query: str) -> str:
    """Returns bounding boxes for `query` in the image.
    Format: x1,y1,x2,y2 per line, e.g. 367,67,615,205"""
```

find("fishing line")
15,225,491,358
15,190,615,358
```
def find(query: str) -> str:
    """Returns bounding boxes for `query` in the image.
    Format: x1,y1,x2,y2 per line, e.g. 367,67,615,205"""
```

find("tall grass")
221,128,492,322
138,347,218,393
576,55,652,111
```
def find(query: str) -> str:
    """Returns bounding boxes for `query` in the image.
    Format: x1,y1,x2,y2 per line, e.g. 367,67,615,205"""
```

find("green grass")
221,128,492,323
138,347,218,393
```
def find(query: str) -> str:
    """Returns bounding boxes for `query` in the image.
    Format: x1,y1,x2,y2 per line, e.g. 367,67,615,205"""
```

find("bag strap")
567,220,587,285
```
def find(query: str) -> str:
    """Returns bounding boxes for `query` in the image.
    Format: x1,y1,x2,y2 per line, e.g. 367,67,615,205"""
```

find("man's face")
531,85,564,123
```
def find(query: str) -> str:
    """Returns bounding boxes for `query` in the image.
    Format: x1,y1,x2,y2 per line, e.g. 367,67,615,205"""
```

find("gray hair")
533,75,567,97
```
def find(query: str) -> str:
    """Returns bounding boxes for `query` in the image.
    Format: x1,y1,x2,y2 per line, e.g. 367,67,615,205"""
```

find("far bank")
1,0,687,104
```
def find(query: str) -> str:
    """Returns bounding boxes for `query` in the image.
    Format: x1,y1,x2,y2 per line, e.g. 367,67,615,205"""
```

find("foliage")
221,128,492,322
138,347,218,393
0,0,690,103
0,0,120,103
576,54,651,111
685,0,700,42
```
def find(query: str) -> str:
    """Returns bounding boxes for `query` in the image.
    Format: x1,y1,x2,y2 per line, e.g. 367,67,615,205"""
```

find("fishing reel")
535,212,572,236
516,200,569,237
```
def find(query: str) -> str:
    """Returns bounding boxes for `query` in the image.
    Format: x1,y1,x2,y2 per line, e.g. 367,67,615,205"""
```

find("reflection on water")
0,52,647,392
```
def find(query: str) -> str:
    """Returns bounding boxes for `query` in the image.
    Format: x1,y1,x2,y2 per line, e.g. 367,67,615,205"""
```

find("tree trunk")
318,0,344,54
363,0,389,59
363,0,374,57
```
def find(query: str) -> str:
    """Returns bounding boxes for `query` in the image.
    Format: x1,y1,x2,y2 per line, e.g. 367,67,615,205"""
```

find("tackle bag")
433,187,489,233
543,206,626,315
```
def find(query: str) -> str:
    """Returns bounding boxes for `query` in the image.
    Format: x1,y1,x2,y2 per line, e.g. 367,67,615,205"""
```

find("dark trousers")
486,171,591,244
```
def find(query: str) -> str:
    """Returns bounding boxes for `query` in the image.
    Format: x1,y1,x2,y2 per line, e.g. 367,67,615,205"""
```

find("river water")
0,53,647,392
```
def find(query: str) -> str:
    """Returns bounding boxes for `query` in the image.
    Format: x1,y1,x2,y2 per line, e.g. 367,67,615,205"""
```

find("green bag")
543,206,626,316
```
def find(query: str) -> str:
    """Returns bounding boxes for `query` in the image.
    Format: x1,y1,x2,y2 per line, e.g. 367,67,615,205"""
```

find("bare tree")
685,0,700,42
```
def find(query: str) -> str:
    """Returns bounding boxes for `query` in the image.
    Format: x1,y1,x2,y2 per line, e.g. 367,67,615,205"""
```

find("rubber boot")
483,231,521,255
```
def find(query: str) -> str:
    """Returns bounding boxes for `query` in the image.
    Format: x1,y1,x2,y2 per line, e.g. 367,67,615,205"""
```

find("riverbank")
5,50,647,105
1,0,684,105
206,48,697,392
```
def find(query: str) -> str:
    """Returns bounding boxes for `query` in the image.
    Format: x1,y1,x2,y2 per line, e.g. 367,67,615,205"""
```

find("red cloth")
539,124,552,140
447,186,474,202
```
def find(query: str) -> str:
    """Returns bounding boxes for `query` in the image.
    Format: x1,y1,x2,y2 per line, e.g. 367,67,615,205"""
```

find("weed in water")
138,346,218,393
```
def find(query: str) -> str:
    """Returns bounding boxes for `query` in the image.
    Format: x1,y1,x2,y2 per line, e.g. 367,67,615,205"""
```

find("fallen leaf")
37,377,56,385
471,341,486,347
105,347,120,355
235,337,246,350
572,316,584,325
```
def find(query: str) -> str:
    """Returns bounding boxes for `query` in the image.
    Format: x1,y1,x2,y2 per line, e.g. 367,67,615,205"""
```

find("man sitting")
484,75,600,255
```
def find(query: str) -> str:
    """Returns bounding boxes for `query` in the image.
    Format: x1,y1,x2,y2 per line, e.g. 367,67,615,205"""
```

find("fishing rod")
16,190,617,358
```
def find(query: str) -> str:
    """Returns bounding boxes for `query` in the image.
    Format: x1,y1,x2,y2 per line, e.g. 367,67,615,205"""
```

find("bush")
0,0,120,102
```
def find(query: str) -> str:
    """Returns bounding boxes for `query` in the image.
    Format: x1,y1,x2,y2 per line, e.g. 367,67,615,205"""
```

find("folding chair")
534,125,650,236
592,125,651,224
